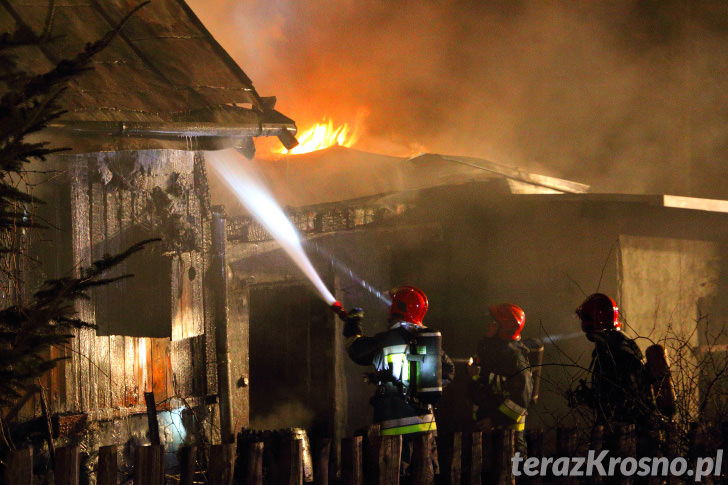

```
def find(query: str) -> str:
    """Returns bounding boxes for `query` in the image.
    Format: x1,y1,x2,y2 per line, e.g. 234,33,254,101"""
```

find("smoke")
188,1,728,198
206,149,337,304
249,401,315,431
541,331,584,344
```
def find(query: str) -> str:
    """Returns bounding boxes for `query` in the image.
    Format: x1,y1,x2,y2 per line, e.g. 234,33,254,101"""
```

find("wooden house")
1,0,295,464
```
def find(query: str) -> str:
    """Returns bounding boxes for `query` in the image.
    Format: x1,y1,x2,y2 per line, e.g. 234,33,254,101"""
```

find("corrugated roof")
1,0,296,151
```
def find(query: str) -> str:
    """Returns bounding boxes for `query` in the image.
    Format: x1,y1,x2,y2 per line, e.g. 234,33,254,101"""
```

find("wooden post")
615,424,636,458
464,431,482,485
281,438,304,485
38,383,56,469
666,421,682,461
144,392,161,445
314,438,331,485
378,435,402,485
494,429,515,485
246,442,264,485
55,445,80,485
341,436,363,485
614,425,635,485
5,448,33,485
588,426,604,485
645,423,665,485
556,428,578,485
412,432,435,485
525,429,543,485
97,445,118,485
481,430,493,484
590,425,604,453
365,426,381,485
178,445,197,485
436,432,462,485
134,445,164,485
721,422,728,482
208,443,236,485
687,422,699,466
556,427,577,456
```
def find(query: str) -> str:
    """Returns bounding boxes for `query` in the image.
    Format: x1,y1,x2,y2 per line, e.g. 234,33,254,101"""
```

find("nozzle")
451,357,480,365
330,301,348,320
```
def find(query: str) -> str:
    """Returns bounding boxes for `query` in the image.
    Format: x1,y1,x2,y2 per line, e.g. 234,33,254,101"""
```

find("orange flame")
279,118,358,155
274,110,368,155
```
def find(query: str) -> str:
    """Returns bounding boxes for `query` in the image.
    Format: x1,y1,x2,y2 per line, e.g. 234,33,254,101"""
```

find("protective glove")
474,417,494,432
566,388,579,408
467,360,481,381
343,307,364,338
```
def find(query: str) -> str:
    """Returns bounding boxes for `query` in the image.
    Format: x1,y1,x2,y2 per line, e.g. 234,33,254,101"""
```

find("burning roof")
208,146,590,212
1,0,296,153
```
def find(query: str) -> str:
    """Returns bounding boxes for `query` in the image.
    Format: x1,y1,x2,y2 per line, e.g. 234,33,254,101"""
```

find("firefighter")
571,293,654,428
343,286,455,476
467,303,533,451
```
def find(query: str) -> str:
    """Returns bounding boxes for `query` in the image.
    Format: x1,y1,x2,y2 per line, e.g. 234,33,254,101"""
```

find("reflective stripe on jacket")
469,337,533,430
379,413,437,436
346,321,453,437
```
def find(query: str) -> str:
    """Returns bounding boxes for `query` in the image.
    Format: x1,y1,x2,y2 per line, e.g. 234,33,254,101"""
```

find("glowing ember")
278,116,363,155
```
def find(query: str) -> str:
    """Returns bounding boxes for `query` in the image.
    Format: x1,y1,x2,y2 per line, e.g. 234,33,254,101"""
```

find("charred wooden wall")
43,149,217,421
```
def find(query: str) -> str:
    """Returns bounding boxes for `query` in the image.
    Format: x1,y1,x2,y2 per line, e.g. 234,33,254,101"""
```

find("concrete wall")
619,234,722,420
619,234,721,342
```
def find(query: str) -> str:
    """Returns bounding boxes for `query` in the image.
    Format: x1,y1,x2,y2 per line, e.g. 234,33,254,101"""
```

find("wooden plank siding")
109,335,125,409
172,252,205,341
124,336,139,408
14,150,215,423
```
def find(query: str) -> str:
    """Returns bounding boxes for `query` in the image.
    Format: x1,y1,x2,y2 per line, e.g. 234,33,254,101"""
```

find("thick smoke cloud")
188,1,728,198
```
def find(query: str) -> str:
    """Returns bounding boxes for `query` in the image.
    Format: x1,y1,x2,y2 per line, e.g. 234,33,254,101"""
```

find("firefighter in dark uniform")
343,286,455,476
468,303,533,450
571,293,654,429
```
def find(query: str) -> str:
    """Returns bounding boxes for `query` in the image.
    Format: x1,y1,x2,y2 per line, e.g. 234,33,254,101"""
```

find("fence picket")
208,443,236,485
556,428,578,485
494,429,515,485
378,435,402,485
465,431,482,485
314,438,331,485
134,445,164,485
5,448,33,485
8,422,724,484
436,432,462,485
525,429,543,485
55,445,80,485
246,442,264,485
412,432,435,485
178,445,197,485
97,445,117,485
341,436,363,485
281,438,304,485
207,443,235,485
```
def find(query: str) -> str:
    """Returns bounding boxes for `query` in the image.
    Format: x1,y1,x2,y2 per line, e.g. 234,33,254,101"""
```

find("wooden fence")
4,423,728,484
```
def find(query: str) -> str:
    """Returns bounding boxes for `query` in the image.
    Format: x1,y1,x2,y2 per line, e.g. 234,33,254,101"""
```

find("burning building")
5,0,728,479
215,144,728,437
0,0,296,473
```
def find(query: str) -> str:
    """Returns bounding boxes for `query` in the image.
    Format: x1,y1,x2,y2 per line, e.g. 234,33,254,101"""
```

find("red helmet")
489,303,525,341
389,286,428,326
576,293,620,333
